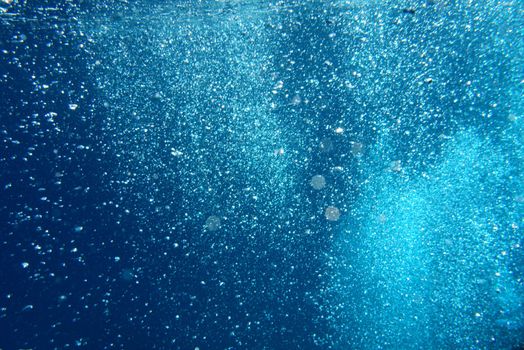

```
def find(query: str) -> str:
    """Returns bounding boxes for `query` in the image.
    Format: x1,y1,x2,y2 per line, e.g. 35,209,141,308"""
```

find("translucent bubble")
310,175,326,190
171,148,183,157
390,160,402,172
291,95,301,105
325,206,341,221
319,137,334,153
274,148,285,156
351,141,363,156
205,215,221,231
121,269,135,281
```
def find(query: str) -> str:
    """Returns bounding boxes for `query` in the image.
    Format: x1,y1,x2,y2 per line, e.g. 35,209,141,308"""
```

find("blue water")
0,1,523,349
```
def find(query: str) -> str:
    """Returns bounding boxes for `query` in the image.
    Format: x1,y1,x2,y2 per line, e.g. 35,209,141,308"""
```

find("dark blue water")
0,1,523,349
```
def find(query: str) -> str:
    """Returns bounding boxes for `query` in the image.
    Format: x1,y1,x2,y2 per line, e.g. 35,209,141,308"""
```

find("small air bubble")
325,206,341,221
171,148,183,157
310,175,326,190
205,216,221,231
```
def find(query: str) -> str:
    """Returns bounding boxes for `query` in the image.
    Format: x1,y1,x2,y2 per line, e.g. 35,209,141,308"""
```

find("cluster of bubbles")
80,0,524,347
1,0,522,349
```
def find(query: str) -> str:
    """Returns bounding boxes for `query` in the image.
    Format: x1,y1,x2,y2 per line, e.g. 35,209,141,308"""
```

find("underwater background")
0,0,523,349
